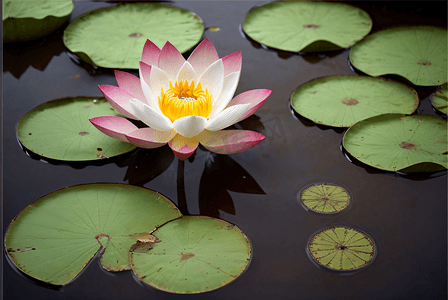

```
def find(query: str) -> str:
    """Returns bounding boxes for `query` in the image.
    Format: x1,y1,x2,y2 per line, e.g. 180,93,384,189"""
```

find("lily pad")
349,26,448,86
343,114,447,172
291,76,419,127
130,216,251,294
308,226,376,271
4,184,182,286
17,97,136,161
242,1,372,52
300,183,351,214
432,83,447,114
3,0,73,43
63,2,204,69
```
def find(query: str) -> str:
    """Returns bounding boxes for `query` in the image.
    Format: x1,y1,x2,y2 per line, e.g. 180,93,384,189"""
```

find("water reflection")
3,31,66,79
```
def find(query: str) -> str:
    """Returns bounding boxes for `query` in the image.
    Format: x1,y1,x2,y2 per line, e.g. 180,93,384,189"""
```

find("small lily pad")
17,97,136,161
3,0,73,43
242,1,372,52
291,76,419,127
4,184,182,286
300,183,351,214
63,2,204,69
130,216,251,294
343,114,447,172
349,26,448,86
432,83,447,114
308,226,376,271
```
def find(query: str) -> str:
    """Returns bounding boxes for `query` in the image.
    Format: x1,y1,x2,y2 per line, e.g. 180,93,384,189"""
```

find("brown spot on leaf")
28,133,32,135
180,252,195,262
342,98,359,105
97,148,102,151
83,104,92,108
322,196,329,200
312,91,317,94
79,132,89,136
62,271,72,277
20,247,36,252
400,117,406,120
129,33,142,37
399,142,417,150
303,24,321,29
443,151,448,155
417,60,431,65
7,248,16,253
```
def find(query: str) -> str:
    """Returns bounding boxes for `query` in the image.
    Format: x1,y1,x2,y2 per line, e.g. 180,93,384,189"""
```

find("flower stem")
177,159,189,215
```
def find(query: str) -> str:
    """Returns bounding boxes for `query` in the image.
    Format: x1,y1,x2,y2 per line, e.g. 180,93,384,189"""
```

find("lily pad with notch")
307,226,376,271
242,1,372,52
17,97,136,162
343,114,447,172
291,76,419,127
3,0,74,43
300,183,351,214
349,26,447,86
63,2,204,69
130,216,251,294
4,184,182,286
432,83,447,115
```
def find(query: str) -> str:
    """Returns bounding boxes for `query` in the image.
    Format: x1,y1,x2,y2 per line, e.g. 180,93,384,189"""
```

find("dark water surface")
3,1,447,299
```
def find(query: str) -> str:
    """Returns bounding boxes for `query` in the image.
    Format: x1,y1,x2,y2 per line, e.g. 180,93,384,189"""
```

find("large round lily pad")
432,83,447,114
130,216,251,294
242,1,372,52
308,226,376,271
3,0,73,43
4,184,182,286
300,183,351,214
343,114,447,172
17,97,136,161
63,3,204,69
291,76,419,127
350,26,448,86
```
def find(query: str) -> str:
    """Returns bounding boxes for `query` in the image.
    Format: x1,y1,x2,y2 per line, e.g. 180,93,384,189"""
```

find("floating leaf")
308,226,376,271
130,216,251,294
17,97,136,161
350,26,448,86
432,83,447,114
63,3,204,69
343,114,447,172
4,184,182,286
3,0,73,43
291,76,419,127
300,183,350,214
242,1,372,52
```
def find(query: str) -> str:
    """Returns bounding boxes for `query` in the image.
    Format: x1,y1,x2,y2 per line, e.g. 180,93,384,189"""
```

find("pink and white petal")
141,40,161,67
89,116,138,143
139,62,162,113
169,134,199,160
98,85,137,119
208,72,240,119
129,98,173,131
197,129,265,154
173,116,207,138
198,59,224,104
158,41,186,81
114,70,146,102
187,38,219,77
176,61,197,83
125,128,176,149
149,66,170,103
205,103,250,131
139,61,152,86
222,51,242,77
226,89,272,122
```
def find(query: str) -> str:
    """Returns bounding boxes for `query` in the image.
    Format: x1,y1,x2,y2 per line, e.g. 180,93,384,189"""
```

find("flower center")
159,80,212,122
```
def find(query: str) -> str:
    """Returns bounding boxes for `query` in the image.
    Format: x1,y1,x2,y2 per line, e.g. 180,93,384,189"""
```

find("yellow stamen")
159,80,212,122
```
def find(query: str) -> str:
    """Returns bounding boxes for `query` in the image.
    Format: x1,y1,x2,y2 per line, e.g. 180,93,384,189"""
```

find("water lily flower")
90,39,271,160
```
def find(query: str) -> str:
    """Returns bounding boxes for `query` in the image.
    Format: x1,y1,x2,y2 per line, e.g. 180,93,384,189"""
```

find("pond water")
3,1,447,299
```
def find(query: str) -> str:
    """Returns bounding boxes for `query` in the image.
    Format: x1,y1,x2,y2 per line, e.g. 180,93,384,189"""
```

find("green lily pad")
17,97,136,161
291,76,419,127
63,3,204,69
300,183,351,214
349,26,448,86
343,114,448,172
130,216,251,294
3,0,73,43
308,226,376,271
242,1,372,52
4,184,182,286
432,83,447,114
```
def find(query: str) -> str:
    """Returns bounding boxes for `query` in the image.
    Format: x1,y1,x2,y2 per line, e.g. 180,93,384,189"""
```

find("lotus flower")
90,39,270,160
